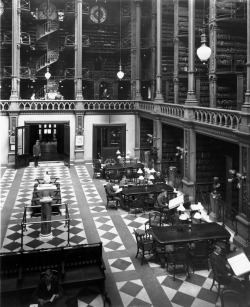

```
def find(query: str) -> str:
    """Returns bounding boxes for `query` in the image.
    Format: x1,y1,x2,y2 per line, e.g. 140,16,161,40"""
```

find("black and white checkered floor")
1,163,223,307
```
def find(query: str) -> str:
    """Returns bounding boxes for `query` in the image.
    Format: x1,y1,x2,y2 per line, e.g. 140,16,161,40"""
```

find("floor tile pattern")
0,168,17,210
0,164,225,306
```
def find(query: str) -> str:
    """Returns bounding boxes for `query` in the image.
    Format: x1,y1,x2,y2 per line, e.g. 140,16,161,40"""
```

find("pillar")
134,112,140,159
75,0,83,100
173,0,179,104
185,0,198,105
181,128,196,202
74,113,84,163
135,0,142,100
150,0,157,101
10,0,20,100
154,118,162,170
154,0,164,102
209,0,217,108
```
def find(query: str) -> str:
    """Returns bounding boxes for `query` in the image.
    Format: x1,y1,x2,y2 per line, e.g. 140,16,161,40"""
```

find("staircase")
35,20,60,73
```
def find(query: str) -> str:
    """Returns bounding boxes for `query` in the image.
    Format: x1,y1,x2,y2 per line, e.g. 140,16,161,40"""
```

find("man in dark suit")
155,189,168,212
210,244,242,293
105,181,124,208
32,269,64,306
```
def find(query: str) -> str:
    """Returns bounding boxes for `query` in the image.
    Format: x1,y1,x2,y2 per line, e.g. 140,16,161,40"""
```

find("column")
150,0,157,101
209,0,217,108
75,0,83,100
154,0,164,102
135,0,142,100
182,128,196,202
237,74,244,110
185,0,198,105
173,0,179,104
10,0,20,100
134,112,141,159
154,118,162,171
74,113,84,163
131,1,136,99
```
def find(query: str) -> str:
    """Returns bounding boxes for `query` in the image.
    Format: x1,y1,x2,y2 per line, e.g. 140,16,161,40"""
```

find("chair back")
173,244,189,264
220,289,241,307
148,211,163,227
133,229,143,247
209,255,219,281
193,240,209,257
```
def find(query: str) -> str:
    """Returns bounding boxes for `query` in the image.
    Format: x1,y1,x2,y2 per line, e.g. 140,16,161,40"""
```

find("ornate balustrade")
0,100,244,133
19,100,76,111
193,107,241,130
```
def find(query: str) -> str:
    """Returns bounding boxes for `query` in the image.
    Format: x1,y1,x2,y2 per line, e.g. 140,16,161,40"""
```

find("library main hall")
0,0,250,306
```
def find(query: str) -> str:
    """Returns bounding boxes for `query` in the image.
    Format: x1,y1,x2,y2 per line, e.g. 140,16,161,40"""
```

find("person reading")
210,244,243,293
105,181,124,208
32,269,64,306
155,189,169,212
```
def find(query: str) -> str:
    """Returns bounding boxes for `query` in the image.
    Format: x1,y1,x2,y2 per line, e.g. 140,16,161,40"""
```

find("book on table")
227,248,250,277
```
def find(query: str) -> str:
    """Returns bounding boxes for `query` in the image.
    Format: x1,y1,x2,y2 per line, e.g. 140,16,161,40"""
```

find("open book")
227,248,250,277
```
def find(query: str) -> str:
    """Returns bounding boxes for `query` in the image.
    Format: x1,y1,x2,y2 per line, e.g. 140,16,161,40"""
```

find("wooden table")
103,162,144,180
151,222,231,245
121,183,173,197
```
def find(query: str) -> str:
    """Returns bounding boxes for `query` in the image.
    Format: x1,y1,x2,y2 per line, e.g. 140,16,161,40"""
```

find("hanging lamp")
197,0,211,63
117,0,124,80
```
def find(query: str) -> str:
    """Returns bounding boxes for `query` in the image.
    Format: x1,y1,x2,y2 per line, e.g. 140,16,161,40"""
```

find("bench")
0,251,22,294
61,243,106,293
0,243,106,295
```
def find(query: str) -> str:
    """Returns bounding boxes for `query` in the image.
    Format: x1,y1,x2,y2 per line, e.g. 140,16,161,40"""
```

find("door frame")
15,125,30,169
93,124,126,160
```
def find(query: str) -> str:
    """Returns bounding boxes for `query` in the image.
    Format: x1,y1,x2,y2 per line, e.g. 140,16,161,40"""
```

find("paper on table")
115,188,122,193
29,305,38,307
227,249,250,277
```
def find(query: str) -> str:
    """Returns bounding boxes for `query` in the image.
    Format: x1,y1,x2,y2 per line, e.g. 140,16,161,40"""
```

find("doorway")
28,122,66,161
93,125,126,161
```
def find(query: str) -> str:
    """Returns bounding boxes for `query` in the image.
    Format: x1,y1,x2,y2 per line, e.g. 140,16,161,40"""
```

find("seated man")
210,244,243,293
105,181,124,208
119,175,128,187
32,268,64,306
94,159,103,178
155,189,169,212
154,171,166,183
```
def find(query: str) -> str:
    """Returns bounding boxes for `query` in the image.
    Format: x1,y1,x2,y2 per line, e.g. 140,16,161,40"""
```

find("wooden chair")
133,229,155,265
105,194,118,210
129,194,146,215
144,211,165,232
166,244,190,281
189,240,210,272
209,254,231,301
144,192,157,211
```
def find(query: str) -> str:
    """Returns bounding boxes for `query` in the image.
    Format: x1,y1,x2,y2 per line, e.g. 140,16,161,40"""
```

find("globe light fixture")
45,67,51,80
197,33,211,62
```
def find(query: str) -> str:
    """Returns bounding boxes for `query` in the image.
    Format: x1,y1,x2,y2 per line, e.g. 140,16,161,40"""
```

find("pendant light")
197,0,211,63
117,0,124,80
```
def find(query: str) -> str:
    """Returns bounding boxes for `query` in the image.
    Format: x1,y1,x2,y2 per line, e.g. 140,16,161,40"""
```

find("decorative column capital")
134,0,142,6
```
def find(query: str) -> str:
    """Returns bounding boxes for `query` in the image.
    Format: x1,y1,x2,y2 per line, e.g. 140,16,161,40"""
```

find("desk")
121,183,173,197
103,163,144,180
151,223,230,245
